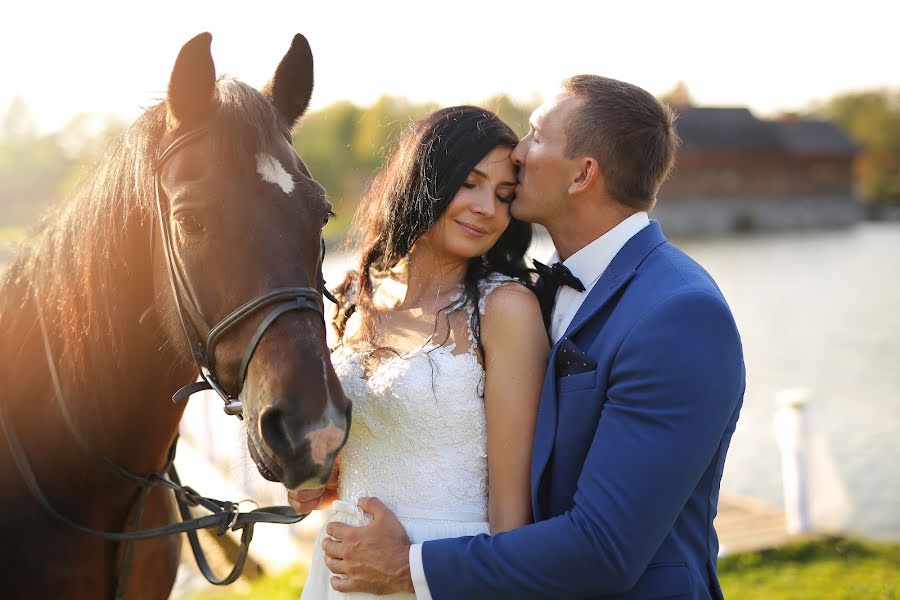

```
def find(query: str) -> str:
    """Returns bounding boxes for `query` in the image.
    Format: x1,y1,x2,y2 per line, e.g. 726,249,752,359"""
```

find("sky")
1,0,897,133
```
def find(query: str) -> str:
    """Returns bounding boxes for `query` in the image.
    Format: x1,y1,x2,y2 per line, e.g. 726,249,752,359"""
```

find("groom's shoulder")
620,243,738,348
640,240,723,298
612,240,734,328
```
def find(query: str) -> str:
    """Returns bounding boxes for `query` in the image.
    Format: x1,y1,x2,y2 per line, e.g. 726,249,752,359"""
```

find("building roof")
675,107,860,155
778,118,861,154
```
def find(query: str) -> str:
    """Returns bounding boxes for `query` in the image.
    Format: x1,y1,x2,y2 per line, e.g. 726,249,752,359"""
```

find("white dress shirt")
549,211,649,344
409,212,650,599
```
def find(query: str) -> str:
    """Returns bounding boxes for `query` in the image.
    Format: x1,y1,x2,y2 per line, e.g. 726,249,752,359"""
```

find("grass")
180,536,900,599
183,564,307,600
719,536,900,599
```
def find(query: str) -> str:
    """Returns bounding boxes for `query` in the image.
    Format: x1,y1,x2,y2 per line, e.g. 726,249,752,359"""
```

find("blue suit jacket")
422,222,745,599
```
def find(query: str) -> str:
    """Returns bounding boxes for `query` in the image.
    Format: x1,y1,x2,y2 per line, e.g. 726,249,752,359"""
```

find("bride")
294,105,548,598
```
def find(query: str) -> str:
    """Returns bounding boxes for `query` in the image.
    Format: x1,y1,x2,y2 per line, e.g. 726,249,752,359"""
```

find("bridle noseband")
154,125,334,417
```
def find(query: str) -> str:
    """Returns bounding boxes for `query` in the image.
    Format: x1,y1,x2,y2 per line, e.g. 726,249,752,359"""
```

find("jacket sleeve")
421,290,745,599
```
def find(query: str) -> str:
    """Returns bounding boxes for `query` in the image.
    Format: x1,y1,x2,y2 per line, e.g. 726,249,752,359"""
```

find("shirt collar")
559,211,650,290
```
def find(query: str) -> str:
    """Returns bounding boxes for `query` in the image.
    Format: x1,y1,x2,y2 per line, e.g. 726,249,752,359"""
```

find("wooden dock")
715,491,792,554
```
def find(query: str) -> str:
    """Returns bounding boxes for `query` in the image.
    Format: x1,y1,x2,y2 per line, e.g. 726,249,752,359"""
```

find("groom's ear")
569,157,600,196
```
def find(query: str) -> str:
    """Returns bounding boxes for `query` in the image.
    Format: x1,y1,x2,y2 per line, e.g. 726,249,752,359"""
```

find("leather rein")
0,125,337,597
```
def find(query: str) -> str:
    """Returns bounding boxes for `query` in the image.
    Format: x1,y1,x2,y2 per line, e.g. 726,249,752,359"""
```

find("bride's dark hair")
334,105,532,360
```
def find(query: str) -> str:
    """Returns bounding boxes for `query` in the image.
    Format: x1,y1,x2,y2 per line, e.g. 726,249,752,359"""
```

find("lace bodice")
333,273,517,517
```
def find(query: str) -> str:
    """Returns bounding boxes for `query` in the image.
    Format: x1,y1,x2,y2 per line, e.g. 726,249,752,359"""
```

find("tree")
814,90,900,202
0,96,37,143
0,97,72,225
293,94,538,237
482,93,538,137
660,82,694,111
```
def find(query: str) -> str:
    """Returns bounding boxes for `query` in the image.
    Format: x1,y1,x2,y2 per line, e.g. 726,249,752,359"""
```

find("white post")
774,388,811,535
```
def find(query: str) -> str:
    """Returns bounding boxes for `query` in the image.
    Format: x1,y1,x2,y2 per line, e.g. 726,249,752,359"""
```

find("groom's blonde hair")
562,75,679,212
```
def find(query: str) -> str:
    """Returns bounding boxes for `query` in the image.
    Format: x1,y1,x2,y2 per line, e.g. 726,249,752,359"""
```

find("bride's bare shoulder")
480,278,545,345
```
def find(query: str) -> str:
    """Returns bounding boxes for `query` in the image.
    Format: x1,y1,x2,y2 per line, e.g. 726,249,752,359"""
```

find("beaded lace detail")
334,273,517,516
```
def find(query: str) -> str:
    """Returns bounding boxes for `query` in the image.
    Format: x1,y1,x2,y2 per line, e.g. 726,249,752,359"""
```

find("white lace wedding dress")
301,274,515,599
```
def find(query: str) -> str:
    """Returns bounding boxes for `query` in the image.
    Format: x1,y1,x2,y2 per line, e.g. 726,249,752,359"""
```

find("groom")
291,75,745,599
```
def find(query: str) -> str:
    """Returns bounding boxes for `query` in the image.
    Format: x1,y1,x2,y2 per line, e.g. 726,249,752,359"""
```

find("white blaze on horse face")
304,397,348,469
255,153,295,195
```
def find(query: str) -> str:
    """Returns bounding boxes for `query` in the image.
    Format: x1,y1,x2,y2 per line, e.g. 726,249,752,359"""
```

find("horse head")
154,33,350,490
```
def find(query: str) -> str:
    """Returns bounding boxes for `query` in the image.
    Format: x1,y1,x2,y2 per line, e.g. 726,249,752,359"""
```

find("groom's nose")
511,138,527,167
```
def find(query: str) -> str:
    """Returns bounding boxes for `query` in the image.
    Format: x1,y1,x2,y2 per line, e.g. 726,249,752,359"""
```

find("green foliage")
814,89,900,202
293,94,537,234
0,94,538,241
181,565,307,600
292,95,438,221
0,98,127,227
719,536,900,599
0,97,73,225
480,93,536,137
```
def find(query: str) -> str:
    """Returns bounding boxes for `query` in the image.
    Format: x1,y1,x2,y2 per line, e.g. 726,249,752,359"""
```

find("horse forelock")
208,78,288,176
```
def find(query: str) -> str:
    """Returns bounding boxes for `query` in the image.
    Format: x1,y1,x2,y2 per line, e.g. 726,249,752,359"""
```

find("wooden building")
654,106,861,234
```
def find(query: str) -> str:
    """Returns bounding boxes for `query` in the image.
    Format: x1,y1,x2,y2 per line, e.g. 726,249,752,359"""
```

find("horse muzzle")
247,400,351,490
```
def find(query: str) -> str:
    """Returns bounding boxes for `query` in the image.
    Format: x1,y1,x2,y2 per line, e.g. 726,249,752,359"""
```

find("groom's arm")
420,290,744,599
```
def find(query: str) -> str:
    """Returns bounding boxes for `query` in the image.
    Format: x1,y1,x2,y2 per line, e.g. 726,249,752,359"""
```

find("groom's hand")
323,497,414,595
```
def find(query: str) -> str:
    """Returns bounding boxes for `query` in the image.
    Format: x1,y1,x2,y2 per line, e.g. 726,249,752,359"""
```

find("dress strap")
474,273,519,316
459,273,521,355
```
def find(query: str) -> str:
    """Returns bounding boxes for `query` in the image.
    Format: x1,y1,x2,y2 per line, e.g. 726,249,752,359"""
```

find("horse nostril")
258,406,294,457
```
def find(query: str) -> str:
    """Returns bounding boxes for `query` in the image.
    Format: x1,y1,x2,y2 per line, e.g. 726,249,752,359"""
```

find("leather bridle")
0,125,339,596
154,125,335,417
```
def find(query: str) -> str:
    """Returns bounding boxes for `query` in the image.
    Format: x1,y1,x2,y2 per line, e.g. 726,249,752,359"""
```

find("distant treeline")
809,89,900,201
292,94,536,236
0,93,536,240
0,98,129,230
2,88,899,239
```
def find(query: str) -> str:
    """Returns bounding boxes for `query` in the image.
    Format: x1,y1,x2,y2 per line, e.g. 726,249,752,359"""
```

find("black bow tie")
533,260,586,330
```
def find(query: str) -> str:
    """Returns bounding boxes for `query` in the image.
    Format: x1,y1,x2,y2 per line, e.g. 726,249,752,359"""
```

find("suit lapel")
530,221,668,519
564,221,667,340
530,344,561,520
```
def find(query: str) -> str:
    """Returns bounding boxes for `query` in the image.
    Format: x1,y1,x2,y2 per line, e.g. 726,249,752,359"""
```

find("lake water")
326,222,900,540
675,223,900,540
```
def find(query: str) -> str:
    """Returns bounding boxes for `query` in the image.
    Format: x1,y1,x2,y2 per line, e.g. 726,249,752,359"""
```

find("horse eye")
175,212,205,235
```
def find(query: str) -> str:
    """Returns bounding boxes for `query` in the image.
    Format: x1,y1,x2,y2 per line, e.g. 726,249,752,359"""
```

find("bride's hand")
287,455,341,513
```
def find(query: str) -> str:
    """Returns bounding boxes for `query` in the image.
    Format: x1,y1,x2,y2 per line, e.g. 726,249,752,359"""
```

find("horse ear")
166,32,217,130
261,34,314,128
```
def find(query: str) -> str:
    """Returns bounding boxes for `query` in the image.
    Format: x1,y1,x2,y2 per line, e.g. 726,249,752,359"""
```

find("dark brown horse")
0,33,350,599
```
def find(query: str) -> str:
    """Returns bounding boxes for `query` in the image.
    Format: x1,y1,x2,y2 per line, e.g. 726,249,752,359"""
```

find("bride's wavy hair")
334,105,532,361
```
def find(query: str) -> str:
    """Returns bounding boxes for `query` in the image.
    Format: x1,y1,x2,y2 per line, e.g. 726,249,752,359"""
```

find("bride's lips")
455,220,489,236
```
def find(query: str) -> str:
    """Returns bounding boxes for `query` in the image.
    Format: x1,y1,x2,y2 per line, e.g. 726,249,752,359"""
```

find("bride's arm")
481,283,549,534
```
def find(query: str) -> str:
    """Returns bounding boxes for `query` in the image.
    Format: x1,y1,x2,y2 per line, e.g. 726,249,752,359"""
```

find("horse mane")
0,78,287,387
